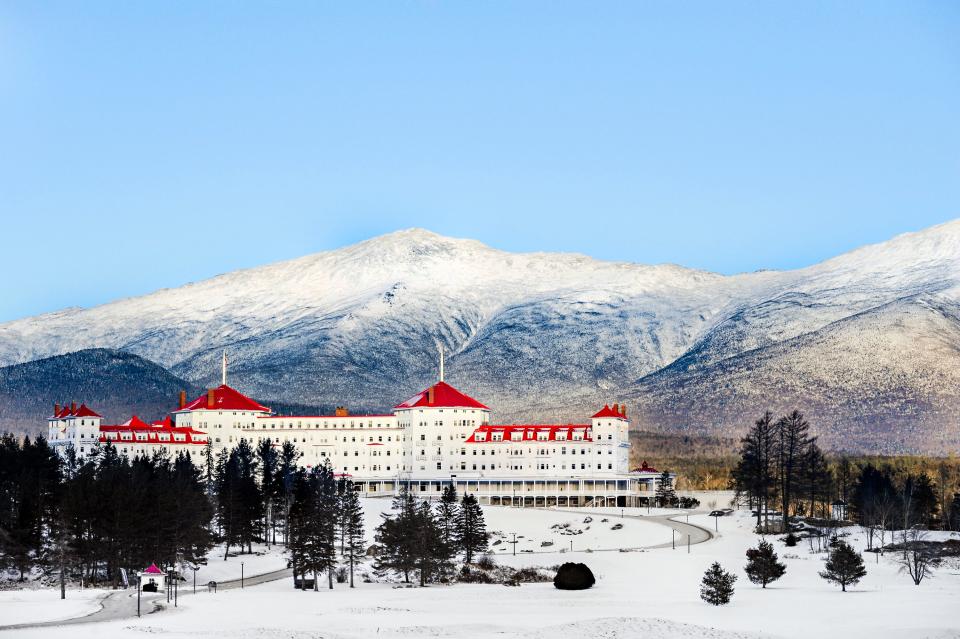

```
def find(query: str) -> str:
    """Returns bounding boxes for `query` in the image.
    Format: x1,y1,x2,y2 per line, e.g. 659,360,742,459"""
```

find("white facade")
48,380,661,506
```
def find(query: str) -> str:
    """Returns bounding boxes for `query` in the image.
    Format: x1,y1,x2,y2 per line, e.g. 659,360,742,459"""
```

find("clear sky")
1,2,958,322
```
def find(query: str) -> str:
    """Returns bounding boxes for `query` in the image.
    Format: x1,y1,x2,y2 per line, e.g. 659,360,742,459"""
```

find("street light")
241,562,244,589
192,565,199,594
137,575,141,618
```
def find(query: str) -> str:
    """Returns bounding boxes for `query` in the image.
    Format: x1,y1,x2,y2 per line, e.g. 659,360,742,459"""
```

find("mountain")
0,223,958,453
0,349,200,435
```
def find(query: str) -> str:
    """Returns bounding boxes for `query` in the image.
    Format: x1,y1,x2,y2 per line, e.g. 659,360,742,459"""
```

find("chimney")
612,403,619,415
207,389,215,409
71,401,76,413
427,385,435,405
620,403,627,417
335,406,349,417
179,390,187,409
54,403,60,416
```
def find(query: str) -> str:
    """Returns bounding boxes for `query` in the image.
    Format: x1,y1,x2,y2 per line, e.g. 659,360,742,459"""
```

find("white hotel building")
48,378,663,507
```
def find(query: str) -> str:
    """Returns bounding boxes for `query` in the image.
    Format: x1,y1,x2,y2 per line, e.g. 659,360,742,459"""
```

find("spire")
439,344,445,382
222,349,227,386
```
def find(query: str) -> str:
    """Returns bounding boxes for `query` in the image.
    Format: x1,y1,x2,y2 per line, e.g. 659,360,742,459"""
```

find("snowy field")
0,588,106,626
3,498,960,638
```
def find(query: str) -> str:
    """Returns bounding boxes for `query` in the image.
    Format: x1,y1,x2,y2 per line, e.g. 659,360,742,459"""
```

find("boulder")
553,562,595,590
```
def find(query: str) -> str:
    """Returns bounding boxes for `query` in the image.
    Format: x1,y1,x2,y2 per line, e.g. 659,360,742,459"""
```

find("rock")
553,562,595,590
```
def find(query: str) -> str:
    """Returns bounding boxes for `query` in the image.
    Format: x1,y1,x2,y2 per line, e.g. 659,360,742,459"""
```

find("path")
0,565,293,632
539,508,715,552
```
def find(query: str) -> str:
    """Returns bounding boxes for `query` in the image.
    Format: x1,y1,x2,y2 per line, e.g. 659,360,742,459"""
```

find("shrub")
783,533,799,547
553,563,595,590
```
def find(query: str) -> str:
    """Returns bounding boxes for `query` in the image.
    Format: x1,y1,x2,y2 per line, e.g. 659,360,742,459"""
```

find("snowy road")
0,566,294,633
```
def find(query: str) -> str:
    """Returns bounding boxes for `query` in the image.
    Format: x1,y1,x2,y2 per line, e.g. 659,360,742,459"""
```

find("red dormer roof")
99,414,207,445
633,461,659,474
143,563,164,575
395,381,489,410
178,385,270,413
73,403,101,418
53,406,72,418
591,404,627,419
465,424,593,443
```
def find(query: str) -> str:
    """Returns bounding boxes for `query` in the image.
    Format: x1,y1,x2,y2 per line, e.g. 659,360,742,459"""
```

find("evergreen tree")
286,469,314,589
312,461,338,589
339,480,365,588
274,441,301,545
819,540,866,592
454,493,487,563
776,410,815,531
436,484,459,546
655,470,676,507
744,540,786,588
413,499,453,585
700,562,737,605
256,439,279,547
732,412,777,529
949,492,960,532
374,487,419,583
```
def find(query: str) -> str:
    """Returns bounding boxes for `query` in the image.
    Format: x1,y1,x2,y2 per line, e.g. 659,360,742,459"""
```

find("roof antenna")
439,344,445,382
222,349,227,386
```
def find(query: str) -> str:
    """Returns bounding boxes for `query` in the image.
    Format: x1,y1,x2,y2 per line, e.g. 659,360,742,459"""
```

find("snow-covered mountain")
1,222,958,453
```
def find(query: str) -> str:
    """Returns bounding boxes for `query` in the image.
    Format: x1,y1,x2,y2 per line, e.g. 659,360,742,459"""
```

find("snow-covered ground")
4,499,960,638
0,588,106,626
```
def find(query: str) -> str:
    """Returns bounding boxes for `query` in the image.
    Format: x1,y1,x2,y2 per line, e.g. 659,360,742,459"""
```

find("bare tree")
896,528,938,585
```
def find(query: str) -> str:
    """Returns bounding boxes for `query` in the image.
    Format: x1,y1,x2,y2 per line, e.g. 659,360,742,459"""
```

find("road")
0,566,293,633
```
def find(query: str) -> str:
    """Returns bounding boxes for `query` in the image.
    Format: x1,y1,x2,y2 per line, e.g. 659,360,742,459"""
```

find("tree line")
731,410,960,532
0,435,212,590
1,434,491,592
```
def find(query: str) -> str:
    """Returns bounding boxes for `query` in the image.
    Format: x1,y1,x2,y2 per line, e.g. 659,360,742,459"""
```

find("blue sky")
1,2,958,322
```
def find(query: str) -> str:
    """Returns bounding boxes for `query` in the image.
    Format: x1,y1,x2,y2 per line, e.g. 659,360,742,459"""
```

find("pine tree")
454,493,487,563
312,461,339,590
655,470,676,507
374,487,418,583
413,499,453,585
732,412,778,529
819,540,866,592
436,484,459,546
286,469,313,589
256,439,279,547
776,410,815,531
700,562,737,605
339,480,365,587
274,441,301,545
744,540,786,588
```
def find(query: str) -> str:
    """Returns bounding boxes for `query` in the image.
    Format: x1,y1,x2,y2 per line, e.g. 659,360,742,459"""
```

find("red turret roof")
143,563,164,575
591,404,627,419
73,403,101,418
178,385,270,413
51,403,101,419
395,381,489,410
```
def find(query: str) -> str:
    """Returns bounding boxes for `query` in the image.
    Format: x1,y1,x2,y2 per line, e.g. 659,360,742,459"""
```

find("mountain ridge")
1,221,958,453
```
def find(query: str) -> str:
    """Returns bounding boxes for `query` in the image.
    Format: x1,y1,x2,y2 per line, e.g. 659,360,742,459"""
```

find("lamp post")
136,575,141,618
174,572,178,608
241,562,244,589
192,565,199,594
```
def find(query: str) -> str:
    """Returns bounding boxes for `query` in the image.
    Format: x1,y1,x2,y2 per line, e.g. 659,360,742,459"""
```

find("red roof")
73,403,101,418
143,563,164,575
465,424,592,443
633,461,659,474
394,381,489,410
591,404,627,419
53,406,71,418
99,414,207,445
178,385,270,413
